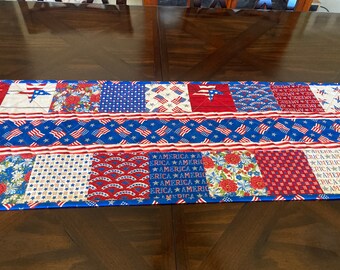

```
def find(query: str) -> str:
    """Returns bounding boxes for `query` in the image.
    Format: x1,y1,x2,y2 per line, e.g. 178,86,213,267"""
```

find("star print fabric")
99,82,146,113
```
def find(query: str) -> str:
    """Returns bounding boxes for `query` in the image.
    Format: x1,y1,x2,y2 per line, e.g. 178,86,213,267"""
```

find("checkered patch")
255,150,323,195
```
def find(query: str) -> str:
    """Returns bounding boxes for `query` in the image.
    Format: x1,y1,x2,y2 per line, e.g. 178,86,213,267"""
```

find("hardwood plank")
180,14,280,80
57,208,154,270
197,203,286,270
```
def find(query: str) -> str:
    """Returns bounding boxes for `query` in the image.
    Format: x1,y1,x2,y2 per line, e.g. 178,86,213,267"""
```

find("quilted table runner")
0,80,339,210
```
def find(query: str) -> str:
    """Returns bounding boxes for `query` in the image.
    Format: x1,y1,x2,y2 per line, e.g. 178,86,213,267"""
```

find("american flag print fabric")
145,84,192,113
0,79,338,211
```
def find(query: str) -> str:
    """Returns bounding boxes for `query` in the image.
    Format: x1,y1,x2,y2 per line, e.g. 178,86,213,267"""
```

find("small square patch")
49,82,101,113
188,84,236,112
145,84,192,113
309,85,340,112
228,82,281,112
255,150,323,195
88,152,150,201
303,149,340,194
0,82,56,113
203,151,267,198
99,82,146,113
149,152,208,201
0,154,35,204
270,85,324,112
23,154,92,203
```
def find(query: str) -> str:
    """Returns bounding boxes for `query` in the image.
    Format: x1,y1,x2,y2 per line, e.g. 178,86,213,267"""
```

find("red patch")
255,150,323,196
0,82,10,105
0,155,6,163
90,94,100,103
24,172,32,182
20,154,34,160
0,183,7,195
224,153,241,165
65,95,81,106
270,85,324,112
188,84,236,112
202,156,215,169
88,152,150,201
219,179,238,193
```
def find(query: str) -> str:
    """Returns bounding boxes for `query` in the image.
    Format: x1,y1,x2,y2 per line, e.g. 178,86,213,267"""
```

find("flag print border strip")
2,193,340,211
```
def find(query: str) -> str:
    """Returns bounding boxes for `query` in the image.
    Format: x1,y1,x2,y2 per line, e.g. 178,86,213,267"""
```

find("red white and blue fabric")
0,80,339,211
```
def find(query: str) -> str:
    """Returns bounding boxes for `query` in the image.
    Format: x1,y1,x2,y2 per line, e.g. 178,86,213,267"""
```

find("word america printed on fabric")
0,80,339,210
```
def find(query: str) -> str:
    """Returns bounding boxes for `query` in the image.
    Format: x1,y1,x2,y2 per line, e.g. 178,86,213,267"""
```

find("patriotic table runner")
0,80,339,210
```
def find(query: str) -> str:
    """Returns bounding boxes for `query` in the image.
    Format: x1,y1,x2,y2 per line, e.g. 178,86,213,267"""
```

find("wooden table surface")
0,1,340,269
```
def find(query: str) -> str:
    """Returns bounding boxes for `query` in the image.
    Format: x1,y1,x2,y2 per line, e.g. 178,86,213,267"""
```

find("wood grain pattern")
0,2,339,269
295,0,313,11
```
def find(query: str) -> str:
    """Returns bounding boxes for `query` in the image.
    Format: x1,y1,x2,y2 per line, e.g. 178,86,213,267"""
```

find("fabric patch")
0,82,56,113
23,154,92,203
270,85,324,112
188,84,236,112
228,82,281,112
303,149,340,194
0,117,339,148
203,151,267,198
145,84,192,113
309,85,340,112
255,150,323,195
99,82,146,113
0,154,35,204
88,152,150,201
0,82,10,105
149,152,209,201
49,82,101,113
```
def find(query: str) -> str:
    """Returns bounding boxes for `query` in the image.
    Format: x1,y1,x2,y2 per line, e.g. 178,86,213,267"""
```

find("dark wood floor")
0,2,340,269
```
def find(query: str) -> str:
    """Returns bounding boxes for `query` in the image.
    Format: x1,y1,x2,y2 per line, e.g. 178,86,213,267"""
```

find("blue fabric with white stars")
99,82,146,113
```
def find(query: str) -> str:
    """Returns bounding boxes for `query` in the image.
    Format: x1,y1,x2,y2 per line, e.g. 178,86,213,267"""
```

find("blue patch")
148,152,209,202
99,82,146,113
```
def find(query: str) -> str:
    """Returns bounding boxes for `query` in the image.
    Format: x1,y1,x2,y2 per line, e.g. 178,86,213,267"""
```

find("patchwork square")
88,152,150,201
255,150,323,195
203,151,267,198
0,82,10,105
0,154,35,204
49,82,101,113
228,82,281,112
23,154,92,203
99,82,146,113
145,84,192,113
149,152,208,201
188,84,236,112
270,85,324,112
309,85,340,112
0,82,56,113
303,149,340,194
